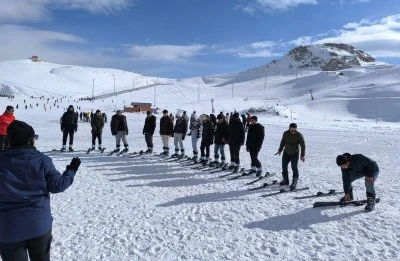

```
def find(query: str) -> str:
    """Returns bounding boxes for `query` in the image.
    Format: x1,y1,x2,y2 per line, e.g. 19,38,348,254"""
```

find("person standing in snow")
227,112,245,172
0,120,81,261
110,110,129,153
274,123,306,190
143,111,156,153
60,105,78,152
90,110,104,151
188,111,201,161
160,110,174,156
336,153,379,212
199,114,214,165
172,113,187,158
0,106,15,151
212,114,228,167
245,116,265,176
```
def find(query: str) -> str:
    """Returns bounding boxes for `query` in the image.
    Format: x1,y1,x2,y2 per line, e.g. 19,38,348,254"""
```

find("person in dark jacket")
241,114,247,131
336,153,379,212
60,105,78,152
200,114,214,165
227,113,245,172
188,111,201,161
143,111,156,153
209,113,217,130
172,113,187,158
213,114,228,167
246,116,265,176
110,110,129,153
275,123,306,190
90,110,104,151
0,120,80,261
160,110,174,155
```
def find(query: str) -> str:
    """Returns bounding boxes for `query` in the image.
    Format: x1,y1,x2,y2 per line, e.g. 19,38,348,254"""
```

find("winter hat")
289,123,297,128
163,109,168,114
176,113,182,117
6,106,14,112
116,110,122,113
68,105,74,109
7,120,36,146
146,111,152,115
96,110,101,113
250,116,258,122
232,112,239,118
217,114,224,120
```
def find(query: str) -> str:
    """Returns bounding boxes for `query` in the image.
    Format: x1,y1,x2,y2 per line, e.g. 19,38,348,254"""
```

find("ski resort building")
124,102,152,112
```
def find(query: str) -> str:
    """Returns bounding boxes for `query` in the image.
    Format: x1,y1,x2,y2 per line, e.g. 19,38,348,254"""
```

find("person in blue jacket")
0,120,81,261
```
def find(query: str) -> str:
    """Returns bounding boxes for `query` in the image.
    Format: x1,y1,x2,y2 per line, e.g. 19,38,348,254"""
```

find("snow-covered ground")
1,59,400,260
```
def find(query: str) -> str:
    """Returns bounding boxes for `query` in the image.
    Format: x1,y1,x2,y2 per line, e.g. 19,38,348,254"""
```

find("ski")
248,180,279,191
244,172,277,185
227,171,254,180
129,150,145,158
313,198,380,208
260,187,310,198
294,189,342,199
87,147,106,154
219,168,246,178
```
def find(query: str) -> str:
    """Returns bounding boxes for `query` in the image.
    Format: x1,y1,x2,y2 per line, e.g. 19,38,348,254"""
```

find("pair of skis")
86,147,106,154
313,198,381,208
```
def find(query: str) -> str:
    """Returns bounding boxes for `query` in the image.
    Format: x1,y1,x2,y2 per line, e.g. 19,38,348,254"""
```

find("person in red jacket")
0,106,15,150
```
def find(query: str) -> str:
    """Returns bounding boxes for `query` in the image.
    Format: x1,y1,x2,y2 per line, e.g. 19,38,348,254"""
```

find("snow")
1,58,400,260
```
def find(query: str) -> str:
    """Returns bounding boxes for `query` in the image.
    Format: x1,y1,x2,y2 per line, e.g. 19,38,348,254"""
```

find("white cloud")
125,44,207,61
218,41,281,58
249,41,275,49
237,0,318,13
0,0,132,22
289,36,313,46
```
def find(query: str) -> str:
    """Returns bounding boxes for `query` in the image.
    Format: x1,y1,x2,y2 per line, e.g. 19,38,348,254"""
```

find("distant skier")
143,111,156,153
90,110,104,151
160,110,173,155
245,116,265,176
60,105,78,152
227,112,245,172
274,123,306,190
336,153,379,212
0,106,15,150
110,110,129,153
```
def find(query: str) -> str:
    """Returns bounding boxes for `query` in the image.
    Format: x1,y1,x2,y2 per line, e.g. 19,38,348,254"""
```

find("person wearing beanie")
110,110,129,153
212,114,228,167
227,112,245,172
336,153,379,212
0,105,15,150
172,113,187,158
246,116,265,176
0,120,80,260
60,105,78,152
90,110,104,151
159,110,173,156
199,114,214,165
188,112,201,160
143,111,156,153
274,123,306,190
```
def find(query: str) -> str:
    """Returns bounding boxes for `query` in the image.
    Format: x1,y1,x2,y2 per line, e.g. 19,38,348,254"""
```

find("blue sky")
1,0,400,78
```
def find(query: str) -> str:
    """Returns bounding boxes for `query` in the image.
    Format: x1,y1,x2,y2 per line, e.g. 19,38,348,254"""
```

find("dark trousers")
0,135,9,150
200,140,210,158
92,133,102,146
62,129,74,145
229,145,240,165
0,230,52,261
249,148,261,168
282,151,299,179
145,133,153,148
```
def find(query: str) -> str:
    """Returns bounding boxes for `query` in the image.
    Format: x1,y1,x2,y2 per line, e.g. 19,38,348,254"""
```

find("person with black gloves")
60,105,78,152
0,120,80,261
143,111,156,153
213,114,228,167
110,110,129,153
199,114,214,165
160,110,174,156
90,110,104,151
227,113,245,172
245,116,265,176
172,113,187,158
336,153,379,212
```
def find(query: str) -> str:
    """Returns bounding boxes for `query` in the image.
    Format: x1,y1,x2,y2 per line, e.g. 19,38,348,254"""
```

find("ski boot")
61,147,66,152
255,170,263,177
365,192,376,212
290,178,298,190
113,148,120,153
68,147,74,152
279,171,289,186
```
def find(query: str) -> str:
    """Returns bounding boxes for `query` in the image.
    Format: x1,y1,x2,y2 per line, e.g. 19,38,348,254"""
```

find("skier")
60,105,78,152
0,120,80,260
172,113,187,158
212,114,228,167
160,110,173,155
199,114,214,165
90,110,104,151
336,153,379,212
245,116,265,176
227,112,245,172
0,106,15,150
110,110,129,153
274,123,306,190
188,111,201,161
143,111,156,153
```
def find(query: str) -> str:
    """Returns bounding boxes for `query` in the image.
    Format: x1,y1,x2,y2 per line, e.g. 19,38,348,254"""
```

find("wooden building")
124,102,152,113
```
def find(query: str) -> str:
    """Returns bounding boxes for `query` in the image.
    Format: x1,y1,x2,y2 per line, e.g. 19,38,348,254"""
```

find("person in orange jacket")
0,106,15,150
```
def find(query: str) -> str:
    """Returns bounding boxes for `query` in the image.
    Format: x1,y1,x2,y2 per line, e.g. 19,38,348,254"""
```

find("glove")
112,132,117,136
66,157,81,173
246,147,249,152
61,128,64,132
187,132,191,136
143,132,145,135
74,129,77,133
182,136,185,141
196,133,200,139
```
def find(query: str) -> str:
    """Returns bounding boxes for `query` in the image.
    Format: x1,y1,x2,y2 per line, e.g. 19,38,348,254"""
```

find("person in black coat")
246,116,265,176
172,113,187,157
200,114,214,164
143,111,156,153
336,153,379,212
213,114,228,166
160,110,174,155
110,110,129,152
60,105,78,151
227,113,245,172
